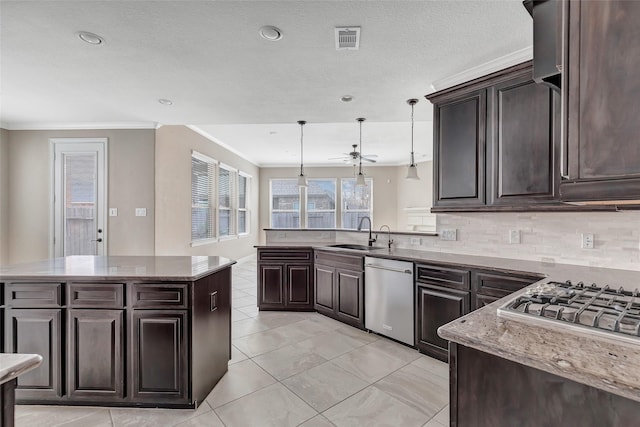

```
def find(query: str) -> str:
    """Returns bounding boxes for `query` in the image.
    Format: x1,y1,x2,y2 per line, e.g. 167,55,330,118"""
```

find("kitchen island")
439,281,640,426
0,255,235,409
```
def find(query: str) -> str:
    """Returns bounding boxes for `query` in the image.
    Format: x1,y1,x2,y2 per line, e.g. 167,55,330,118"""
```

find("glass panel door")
53,139,107,256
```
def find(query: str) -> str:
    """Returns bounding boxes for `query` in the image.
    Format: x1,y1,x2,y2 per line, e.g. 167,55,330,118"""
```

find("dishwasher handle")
365,263,412,275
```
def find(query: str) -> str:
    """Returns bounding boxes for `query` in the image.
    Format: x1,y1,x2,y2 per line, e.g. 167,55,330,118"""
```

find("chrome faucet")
357,216,377,246
378,225,394,249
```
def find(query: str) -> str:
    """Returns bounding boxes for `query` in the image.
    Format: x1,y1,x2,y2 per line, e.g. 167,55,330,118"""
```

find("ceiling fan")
329,144,378,164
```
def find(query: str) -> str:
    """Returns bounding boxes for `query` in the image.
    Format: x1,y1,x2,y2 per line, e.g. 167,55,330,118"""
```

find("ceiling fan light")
405,164,419,180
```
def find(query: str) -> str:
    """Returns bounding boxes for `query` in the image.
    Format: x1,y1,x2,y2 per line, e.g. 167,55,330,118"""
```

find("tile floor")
14,256,450,427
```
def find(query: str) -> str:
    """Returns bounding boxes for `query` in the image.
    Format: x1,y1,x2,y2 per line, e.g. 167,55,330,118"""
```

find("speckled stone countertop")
0,354,43,385
258,243,640,402
0,255,236,281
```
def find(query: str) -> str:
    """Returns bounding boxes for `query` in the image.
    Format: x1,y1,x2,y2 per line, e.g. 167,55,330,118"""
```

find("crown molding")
428,46,533,93
2,122,158,131
186,125,260,167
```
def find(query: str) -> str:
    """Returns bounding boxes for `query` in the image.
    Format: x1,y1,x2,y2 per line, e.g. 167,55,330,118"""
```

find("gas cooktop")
497,280,640,345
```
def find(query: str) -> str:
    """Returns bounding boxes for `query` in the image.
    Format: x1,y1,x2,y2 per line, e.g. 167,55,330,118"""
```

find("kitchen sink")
329,244,384,251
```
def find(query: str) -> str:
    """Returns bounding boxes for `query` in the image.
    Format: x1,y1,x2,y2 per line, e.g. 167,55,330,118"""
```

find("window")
218,164,237,238
270,179,300,228
307,179,336,228
191,151,216,242
341,178,373,229
238,173,250,235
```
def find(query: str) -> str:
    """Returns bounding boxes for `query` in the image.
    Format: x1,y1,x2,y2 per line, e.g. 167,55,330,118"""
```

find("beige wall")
155,125,260,260
258,166,399,244
396,161,433,230
7,129,155,263
0,129,9,264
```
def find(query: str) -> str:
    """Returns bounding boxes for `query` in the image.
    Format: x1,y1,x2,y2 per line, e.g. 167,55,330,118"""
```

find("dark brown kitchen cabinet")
257,248,314,310
471,271,542,310
561,1,640,202
68,309,124,400
5,308,63,400
415,264,471,361
428,62,561,211
432,89,486,207
489,73,560,205
314,250,364,329
130,310,189,404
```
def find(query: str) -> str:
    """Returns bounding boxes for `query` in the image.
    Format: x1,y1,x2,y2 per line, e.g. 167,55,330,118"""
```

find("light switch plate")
109,208,118,217
440,229,457,241
581,233,594,249
509,229,521,244
135,208,147,217
410,237,421,246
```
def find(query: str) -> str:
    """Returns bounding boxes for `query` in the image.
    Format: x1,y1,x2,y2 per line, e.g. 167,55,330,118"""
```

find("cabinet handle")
365,264,412,274
210,291,218,312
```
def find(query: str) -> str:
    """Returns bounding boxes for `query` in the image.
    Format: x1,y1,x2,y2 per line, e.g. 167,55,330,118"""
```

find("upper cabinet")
561,1,640,202
428,62,560,211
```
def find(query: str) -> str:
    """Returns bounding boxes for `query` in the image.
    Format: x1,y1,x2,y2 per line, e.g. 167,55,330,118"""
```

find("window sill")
191,238,217,247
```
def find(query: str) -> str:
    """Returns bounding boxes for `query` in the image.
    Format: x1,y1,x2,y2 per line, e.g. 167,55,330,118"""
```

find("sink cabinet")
314,250,364,329
257,248,314,311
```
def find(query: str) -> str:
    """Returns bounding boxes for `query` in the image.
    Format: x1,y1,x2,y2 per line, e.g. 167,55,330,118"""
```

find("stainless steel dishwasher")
364,256,414,345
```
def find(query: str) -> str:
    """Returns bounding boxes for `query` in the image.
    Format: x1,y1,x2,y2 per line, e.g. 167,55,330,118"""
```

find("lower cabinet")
5,308,63,400
131,310,188,404
68,309,124,400
472,271,542,310
415,284,470,362
314,250,364,329
257,248,314,310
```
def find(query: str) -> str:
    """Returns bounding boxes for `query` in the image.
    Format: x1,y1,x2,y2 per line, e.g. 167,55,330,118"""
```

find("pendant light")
297,120,308,187
405,98,420,180
355,118,366,187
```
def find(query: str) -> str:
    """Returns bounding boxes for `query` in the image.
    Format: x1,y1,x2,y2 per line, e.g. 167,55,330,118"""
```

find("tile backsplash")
431,212,640,270
265,210,640,271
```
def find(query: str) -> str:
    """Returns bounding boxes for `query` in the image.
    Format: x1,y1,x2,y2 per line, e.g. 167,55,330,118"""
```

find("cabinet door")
490,74,559,205
286,264,313,309
563,1,640,200
314,265,335,316
5,308,63,400
258,264,284,308
415,284,470,362
131,310,188,404
335,268,364,329
68,309,124,400
472,271,540,310
434,89,486,207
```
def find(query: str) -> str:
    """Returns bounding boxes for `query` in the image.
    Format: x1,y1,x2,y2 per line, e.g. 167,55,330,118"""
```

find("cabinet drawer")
473,271,541,298
314,251,363,272
258,249,312,262
68,283,124,308
5,282,63,307
131,284,188,309
415,265,470,290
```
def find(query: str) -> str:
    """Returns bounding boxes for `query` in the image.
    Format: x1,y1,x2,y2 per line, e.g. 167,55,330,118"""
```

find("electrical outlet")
440,229,457,241
410,237,421,246
135,208,147,217
509,229,521,244
581,233,594,249
109,208,118,217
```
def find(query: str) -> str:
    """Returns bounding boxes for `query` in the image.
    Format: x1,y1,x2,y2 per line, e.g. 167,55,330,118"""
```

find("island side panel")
451,343,640,426
191,266,232,406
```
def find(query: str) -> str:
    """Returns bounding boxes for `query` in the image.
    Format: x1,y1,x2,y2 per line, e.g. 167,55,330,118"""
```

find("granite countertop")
0,255,236,281
258,242,640,402
0,353,43,385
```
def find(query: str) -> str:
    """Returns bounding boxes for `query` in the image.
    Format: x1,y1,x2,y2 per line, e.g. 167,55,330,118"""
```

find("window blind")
191,152,216,241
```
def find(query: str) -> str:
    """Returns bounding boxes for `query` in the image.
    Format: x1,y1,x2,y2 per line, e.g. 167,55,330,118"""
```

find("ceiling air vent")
335,26,360,50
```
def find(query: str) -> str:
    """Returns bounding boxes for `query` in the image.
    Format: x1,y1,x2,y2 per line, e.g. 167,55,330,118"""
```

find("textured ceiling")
1,0,532,166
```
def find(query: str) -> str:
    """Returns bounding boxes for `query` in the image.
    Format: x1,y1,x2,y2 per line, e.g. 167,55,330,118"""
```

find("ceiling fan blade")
360,154,378,159
328,156,349,160
361,157,377,163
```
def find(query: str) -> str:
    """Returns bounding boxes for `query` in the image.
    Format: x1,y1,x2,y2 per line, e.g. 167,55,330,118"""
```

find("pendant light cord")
358,119,363,174
299,121,305,176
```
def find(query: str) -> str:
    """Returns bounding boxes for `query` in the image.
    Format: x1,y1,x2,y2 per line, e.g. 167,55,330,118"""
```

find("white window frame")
340,177,374,230
218,163,237,240
269,178,302,229
191,151,218,246
238,172,251,236
306,178,337,229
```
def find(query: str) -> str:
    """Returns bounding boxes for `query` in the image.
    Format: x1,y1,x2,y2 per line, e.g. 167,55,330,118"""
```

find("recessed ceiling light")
341,95,354,102
158,99,173,106
259,26,283,41
77,31,104,45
